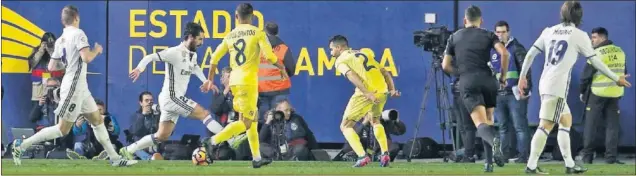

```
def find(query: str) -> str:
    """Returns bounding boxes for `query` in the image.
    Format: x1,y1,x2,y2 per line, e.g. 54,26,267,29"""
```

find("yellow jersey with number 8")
335,49,388,94
211,24,278,86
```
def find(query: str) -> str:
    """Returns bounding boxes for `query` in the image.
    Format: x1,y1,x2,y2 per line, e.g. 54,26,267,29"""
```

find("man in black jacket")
491,21,532,163
334,116,406,162
259,100,317,161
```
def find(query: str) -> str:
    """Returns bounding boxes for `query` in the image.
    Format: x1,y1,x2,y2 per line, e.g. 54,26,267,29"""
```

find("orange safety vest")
258,44,291,93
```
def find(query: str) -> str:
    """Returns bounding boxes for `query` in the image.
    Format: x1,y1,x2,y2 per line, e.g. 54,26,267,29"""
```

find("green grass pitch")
2,159,635,175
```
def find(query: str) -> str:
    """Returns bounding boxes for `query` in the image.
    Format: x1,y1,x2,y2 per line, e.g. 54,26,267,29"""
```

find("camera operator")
441,5,510,171
334,110,405,162
125,91,160,160
28,32,64,106
491,21,532,163
259,100,317,161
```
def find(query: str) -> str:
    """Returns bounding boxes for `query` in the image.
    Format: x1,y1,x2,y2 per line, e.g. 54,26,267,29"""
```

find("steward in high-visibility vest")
579,27,628,164
258,34,294,95
588,44,625,97
256,22,296,121
580,40,627,98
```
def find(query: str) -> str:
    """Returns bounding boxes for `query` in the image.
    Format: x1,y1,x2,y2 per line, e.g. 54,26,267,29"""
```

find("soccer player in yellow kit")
202,3,288,168
329,35,401,167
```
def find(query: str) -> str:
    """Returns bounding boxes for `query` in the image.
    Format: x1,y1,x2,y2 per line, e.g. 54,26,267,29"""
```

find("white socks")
20,126,64,149
126,134,155,154
202,115,223,134
527,127,549,170
92,124,119,160
558,127,575,168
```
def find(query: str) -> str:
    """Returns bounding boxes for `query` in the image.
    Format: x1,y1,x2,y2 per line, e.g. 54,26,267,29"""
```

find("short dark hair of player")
62,5,79,26
591,27,608,38
236,3,254,21
465,5,482,22
494,20,509,31
560,1,583,27
222,67,232,74
183,22,204,40
138,91,152,102
95,99,105,107
329,35,348,47
265,22,279,36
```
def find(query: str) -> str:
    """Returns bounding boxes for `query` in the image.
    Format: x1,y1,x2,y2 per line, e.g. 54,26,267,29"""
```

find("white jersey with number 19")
532,23,597,98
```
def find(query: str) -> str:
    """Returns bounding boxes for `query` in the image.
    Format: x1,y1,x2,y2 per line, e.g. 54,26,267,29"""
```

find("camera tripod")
406,54,457,162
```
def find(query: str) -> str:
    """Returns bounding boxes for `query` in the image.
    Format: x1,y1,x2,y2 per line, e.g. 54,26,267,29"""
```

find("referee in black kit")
441,5,510,172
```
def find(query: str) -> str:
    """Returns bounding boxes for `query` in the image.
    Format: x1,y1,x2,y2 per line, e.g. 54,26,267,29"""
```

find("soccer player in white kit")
12,5,137,167
120,22,224,160
518,1,631,174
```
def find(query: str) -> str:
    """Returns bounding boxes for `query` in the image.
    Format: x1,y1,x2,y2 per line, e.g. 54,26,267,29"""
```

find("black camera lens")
273,111,285,120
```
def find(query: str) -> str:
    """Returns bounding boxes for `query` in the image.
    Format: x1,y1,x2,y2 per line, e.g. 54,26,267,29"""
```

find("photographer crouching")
333,110,405,162
259,100,318,161
28,77,74,150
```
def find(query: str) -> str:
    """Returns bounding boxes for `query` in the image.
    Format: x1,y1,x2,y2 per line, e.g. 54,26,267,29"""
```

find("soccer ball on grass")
192,147,212,165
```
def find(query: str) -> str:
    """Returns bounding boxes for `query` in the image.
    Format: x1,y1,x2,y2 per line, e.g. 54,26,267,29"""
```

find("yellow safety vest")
587,44,625,97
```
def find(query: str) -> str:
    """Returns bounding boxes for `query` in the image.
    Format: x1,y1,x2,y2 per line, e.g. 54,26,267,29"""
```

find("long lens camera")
413,26,453,56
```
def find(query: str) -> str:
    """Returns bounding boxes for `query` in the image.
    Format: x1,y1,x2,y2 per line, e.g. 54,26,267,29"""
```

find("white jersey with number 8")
532,23,596,98
50,26,98,122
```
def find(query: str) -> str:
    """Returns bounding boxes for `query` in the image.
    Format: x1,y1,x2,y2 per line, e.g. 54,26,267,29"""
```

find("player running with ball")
519,1,631,174
202,3,288,168
120,22,225,161
329,35,400,167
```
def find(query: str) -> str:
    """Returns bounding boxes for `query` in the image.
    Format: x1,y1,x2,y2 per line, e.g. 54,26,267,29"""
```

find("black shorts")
458,73,498,112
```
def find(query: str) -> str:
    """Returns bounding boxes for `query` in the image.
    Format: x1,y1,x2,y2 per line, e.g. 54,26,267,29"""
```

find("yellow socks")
246,122,261,160
212,121,246,145
343,128,365,157
373,123,389,153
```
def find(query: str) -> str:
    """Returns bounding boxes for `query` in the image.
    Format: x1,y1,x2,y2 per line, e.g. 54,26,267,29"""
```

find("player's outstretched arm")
380,68,400,97
258,31,288,79
517,46,541,95
129,50,171,82
258,31,279,64
576,32,627,86
203,40,228,94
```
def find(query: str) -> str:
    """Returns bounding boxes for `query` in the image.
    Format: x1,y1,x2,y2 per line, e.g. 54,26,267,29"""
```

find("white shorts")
539,94,571,122
158,95,198,123
55,91,98,123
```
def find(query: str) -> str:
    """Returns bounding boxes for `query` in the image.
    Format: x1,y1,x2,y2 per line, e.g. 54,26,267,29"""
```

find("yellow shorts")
342,92,388,122
230,85,258,120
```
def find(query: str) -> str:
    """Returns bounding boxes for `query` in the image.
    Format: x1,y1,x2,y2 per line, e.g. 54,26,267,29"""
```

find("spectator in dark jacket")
259,100,318,161
334,116,406,162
